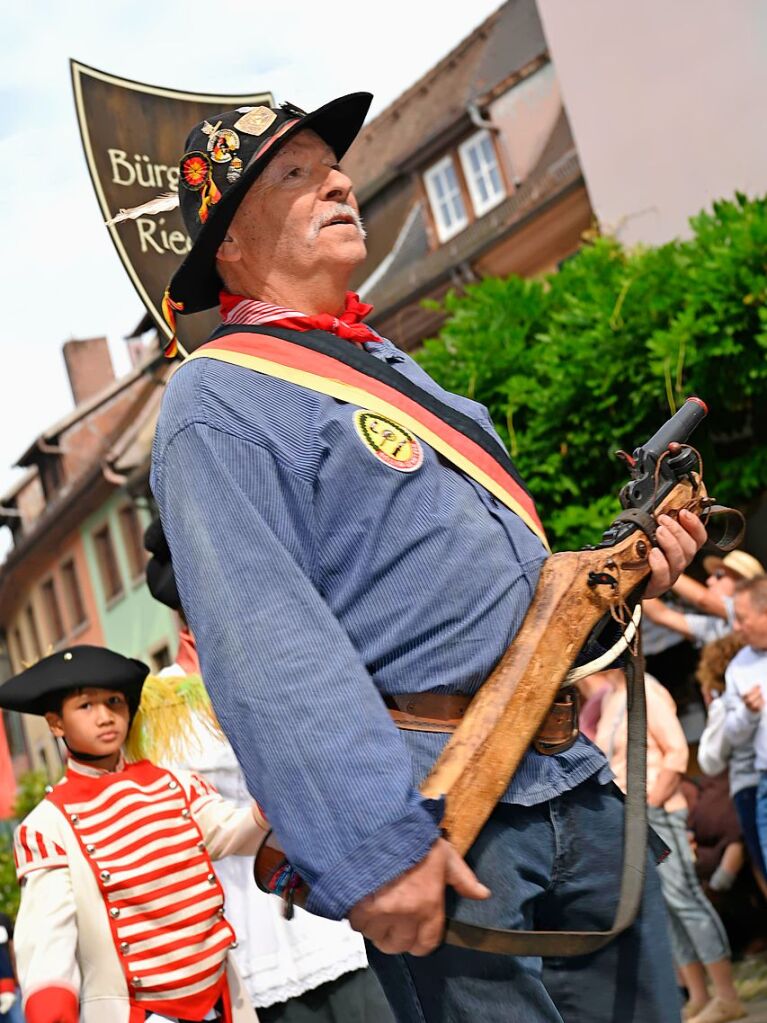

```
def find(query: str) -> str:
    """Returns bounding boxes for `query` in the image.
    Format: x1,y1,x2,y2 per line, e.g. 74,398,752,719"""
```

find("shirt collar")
67,753,126,778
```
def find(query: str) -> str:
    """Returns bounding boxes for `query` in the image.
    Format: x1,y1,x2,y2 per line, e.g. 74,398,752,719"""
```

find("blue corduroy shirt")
151,333,609,919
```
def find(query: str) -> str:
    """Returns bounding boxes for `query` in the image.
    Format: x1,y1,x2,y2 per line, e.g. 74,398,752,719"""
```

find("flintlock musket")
256,397,744,954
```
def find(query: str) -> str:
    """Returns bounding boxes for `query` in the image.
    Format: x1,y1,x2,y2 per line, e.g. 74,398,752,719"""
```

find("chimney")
62,337,116,406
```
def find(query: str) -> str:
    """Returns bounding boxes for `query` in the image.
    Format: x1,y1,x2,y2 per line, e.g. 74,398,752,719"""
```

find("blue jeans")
1,989,24,1023
731,784,766,876
648,806,730,967
367,779,680,1023
756,772,767,875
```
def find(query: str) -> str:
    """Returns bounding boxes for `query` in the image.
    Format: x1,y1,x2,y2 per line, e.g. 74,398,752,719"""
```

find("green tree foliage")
416,194,767,549
0,770,57,920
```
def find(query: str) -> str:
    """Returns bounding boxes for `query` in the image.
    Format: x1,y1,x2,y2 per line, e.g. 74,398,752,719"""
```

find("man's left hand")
644,509,707,599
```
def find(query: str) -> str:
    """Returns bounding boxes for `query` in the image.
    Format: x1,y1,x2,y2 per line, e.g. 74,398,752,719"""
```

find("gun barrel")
640,397,708,461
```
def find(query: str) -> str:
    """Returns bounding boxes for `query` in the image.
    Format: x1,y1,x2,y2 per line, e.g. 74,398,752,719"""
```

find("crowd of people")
580,552,767,1023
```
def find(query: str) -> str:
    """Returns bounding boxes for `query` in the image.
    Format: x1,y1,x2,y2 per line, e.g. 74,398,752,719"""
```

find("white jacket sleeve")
698,697,731,776
723,690,761,748
15,867,80,1008
184,771,268,860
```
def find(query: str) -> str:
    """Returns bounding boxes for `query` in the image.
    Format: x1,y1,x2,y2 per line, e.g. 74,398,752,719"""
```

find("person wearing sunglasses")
643,550,764,647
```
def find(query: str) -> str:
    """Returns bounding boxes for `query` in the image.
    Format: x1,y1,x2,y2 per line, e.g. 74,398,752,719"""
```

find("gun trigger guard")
611,508,658,543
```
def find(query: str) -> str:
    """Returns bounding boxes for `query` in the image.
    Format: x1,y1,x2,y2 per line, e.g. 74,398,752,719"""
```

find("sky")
0,0,503,503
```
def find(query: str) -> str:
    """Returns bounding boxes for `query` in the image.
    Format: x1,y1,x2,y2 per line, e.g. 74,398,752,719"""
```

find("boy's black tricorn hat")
168,92,372,315
0,646,149,717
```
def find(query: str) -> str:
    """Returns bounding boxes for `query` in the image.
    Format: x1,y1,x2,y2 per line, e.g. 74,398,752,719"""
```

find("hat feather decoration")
124,672,224,764
105,192,180,227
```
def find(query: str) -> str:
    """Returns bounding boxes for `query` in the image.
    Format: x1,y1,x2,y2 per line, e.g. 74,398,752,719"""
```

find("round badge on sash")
353,410,423,473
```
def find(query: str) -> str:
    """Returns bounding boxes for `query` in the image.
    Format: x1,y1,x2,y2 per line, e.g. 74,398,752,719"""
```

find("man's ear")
217,233,241,264
44,711,65,739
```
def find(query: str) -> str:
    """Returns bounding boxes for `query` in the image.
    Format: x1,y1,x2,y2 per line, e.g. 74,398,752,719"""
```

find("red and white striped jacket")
13,757,265,1023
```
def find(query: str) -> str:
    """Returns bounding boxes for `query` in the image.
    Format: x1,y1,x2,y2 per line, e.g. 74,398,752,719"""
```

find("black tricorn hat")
144,516,181,612
168,92,372,315
0,646,149,717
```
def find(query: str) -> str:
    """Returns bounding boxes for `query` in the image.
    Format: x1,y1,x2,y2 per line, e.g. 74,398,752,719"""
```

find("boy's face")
45,687,130,762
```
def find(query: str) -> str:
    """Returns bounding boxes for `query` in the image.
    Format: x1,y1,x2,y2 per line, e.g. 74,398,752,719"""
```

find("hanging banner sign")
71,60,273,353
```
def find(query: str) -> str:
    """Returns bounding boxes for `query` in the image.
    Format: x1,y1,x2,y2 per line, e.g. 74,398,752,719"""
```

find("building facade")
345,0,593,348
0,338,175,781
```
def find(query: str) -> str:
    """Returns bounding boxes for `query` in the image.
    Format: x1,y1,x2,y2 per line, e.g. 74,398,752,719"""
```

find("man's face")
733,592,767,650
45,687,130,759
219,129,367,288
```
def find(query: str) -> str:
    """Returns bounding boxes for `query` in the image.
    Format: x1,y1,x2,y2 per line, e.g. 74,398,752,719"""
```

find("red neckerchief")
219,290,380,344
176,626,201,675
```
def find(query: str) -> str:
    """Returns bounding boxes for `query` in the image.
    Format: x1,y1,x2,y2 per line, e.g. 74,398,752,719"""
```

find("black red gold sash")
186,325,549,550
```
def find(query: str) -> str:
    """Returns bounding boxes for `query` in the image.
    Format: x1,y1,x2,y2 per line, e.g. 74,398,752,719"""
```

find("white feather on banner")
105,192,180,226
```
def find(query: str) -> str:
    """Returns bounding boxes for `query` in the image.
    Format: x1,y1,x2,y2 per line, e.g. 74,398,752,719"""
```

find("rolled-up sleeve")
152,417,440,919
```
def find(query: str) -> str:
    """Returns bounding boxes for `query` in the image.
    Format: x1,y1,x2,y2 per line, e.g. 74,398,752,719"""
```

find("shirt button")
86,844,96,855
131,977,142,987
181,808,190,819
44,785,53,794
100,870,111,882
168,780,178,790
110,907,120,919
70,814,79,824
217,908,225,919
120,942,130,954
230,940,238,949
207,873,216,884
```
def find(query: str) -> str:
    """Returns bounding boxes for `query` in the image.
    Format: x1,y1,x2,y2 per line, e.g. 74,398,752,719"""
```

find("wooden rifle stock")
255,478,706,937
420,477,700,854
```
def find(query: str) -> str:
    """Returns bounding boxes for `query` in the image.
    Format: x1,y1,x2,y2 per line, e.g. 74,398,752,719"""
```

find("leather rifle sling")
442,630,648,956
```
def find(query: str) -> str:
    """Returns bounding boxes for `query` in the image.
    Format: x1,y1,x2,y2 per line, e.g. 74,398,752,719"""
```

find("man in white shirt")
723,575,767,874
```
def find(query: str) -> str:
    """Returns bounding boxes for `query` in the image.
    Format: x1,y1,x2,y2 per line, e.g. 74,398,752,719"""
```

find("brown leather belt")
384,685,580,755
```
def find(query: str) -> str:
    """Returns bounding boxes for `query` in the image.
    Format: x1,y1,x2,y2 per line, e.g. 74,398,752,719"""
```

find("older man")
151,95,705,1023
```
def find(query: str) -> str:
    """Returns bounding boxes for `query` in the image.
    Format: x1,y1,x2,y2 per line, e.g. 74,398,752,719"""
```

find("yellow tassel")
125,673,225,765
198,173,222,224
161,287,185,358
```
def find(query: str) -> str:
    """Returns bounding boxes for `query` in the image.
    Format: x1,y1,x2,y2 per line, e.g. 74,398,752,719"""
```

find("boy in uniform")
0,645,266,1023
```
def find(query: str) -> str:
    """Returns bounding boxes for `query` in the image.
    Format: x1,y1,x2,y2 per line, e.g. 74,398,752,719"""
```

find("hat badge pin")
201,120,240,164
233,106,277,136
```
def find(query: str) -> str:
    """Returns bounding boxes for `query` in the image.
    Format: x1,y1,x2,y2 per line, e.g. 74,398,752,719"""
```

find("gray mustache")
309,203,367,240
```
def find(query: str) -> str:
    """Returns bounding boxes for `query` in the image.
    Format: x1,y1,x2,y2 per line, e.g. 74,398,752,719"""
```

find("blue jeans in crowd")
647,805,730,967
0,989,24,1023
731,784,767,877
367,778,680,1023
756,771,767,877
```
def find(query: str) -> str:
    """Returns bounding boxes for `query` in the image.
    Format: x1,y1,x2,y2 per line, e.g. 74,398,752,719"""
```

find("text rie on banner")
70,60,273,354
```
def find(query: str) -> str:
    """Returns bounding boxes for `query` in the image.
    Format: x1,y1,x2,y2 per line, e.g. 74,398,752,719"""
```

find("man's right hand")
348,837,490,956
743,684,765,714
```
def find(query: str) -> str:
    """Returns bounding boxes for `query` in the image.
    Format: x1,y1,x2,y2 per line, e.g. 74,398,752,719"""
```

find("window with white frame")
458,129,505,217
423,155,468,242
